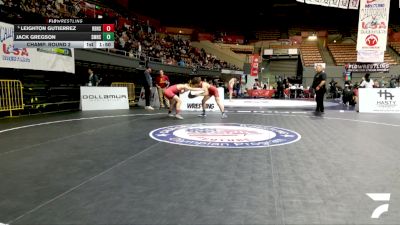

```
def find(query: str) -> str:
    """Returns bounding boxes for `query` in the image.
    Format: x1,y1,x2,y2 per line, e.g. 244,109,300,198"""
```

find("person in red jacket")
155,70,170,108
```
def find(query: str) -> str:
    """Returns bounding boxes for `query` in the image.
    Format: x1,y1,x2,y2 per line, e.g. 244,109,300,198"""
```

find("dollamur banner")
0,22,75,73
356,0,390,51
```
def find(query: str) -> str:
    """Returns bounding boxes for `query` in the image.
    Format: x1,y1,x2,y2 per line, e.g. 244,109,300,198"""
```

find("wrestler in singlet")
198,80,227,118
200,81,220,98
163,84,180,100
164,81,202,120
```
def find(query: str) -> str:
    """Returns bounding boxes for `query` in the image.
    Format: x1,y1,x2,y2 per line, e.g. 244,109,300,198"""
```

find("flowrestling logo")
149,123,301,148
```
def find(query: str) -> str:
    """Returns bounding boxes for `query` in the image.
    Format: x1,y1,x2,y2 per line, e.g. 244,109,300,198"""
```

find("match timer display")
13,19,115,49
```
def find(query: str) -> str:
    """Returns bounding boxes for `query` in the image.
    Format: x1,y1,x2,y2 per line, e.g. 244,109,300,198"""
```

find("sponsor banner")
359,88,400,113
349,0,360,9
138,87,160,108
320,0,331,6
250,54,259,77
221,69,244,75
305,0,319,5
357,50,384,62
180,87,224,111
288,48,298,55
263,49,273,55
80,87,129,111
338,0,350,8
357,0,390,51
314,62,326,69
330,0,340,7
149,123,301,148
303,0,348,7
0,22,75,73
345,62,389,72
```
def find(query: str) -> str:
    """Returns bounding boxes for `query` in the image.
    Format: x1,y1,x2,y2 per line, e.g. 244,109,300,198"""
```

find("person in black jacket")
88,69,99,86
312,65,327,113
143,66,154,110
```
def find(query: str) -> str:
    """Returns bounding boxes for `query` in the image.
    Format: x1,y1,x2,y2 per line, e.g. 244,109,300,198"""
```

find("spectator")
253,79,260,90
155,70,170,109
359,73,374,88
88,69,99,86
389,75,397,88
228,77,236,101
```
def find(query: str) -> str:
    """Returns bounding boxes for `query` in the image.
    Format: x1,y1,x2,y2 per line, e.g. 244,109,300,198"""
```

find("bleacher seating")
269,45,301,49
328,44,397,66
216,43,254,54
255,30,281,40
390,42,400,55
299,44,324,66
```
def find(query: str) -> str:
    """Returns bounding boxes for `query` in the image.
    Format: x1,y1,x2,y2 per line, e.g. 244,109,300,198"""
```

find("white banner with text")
180,87,224,111
359,88,400,113
80,87,129,111
356,0,390,51
0,22,75,73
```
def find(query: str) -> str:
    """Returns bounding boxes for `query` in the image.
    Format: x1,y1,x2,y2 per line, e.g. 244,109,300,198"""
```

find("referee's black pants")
144,86,151,106
315,89,325,112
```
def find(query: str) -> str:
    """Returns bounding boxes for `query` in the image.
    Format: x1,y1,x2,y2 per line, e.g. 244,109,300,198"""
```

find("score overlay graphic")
13,19,115,48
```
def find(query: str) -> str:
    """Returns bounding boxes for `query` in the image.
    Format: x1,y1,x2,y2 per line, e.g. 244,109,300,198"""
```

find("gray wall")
75,49,221,77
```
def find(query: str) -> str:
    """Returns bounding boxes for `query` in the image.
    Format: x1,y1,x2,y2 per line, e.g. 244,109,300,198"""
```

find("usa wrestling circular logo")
149,123,301,148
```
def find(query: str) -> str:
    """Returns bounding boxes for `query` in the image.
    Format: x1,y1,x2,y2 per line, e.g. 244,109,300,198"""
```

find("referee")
312,65,327,113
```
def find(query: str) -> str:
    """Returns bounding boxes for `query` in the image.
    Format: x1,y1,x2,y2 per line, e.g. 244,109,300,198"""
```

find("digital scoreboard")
13,19,115,49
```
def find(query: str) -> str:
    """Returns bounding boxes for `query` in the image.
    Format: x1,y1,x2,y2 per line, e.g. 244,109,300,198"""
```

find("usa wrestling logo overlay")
149,123,301,148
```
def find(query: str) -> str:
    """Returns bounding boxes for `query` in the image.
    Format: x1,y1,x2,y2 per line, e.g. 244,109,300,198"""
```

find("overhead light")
333,40,337,43
179,30,182,34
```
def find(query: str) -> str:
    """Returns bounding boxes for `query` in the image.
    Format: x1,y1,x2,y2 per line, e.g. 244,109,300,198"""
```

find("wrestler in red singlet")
197,80,227,118
163,80,202,119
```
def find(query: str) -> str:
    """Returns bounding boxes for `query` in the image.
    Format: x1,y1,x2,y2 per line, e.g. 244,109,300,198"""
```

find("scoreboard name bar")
14,32,115,41
13,41,114,48
14,24,115,32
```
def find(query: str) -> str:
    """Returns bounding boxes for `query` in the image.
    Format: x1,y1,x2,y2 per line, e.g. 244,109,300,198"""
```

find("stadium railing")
0,80,24,117
111,82,136,104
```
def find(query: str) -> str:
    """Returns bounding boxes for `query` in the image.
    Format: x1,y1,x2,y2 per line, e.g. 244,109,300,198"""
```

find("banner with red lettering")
0,22,75,73
356,0,390,51
250,54,260,77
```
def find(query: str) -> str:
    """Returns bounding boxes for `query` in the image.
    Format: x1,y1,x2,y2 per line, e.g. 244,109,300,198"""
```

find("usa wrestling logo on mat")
149,123,301,148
